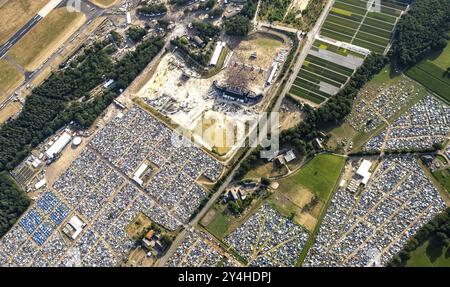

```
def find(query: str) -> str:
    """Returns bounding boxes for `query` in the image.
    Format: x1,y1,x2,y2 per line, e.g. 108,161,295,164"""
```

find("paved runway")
0,15,43,58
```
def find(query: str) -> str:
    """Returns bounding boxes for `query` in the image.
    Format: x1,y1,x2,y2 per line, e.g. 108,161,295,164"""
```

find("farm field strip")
321,28,354,43
406,64,450,103
306,55,354,76
320,0,406,53
354,30,390,46
303,63,349,83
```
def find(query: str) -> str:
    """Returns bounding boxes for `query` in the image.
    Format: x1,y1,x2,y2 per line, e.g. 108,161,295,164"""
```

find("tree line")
388,207,450,266
392,0,450,68
0,172,31,237
223,0,258,36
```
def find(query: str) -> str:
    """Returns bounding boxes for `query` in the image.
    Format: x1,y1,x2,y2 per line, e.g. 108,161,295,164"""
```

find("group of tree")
191,21,221,42
392,0,450,68
169,0,191,6
389,208,450,266
127,26,148,43
137,3,167,16
0,172,31,237
171,37,212,66
259,0,292,23
223,0,258,36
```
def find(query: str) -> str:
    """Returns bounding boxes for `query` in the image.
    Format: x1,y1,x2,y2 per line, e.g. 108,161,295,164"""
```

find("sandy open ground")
226,32,287,94
0,0,48,45
7,7,86,71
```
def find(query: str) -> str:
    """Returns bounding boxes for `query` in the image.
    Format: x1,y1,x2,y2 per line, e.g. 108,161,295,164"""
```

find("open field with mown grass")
277,154,346,201
0,0,48,45
406,60,450,103
7,8,86,71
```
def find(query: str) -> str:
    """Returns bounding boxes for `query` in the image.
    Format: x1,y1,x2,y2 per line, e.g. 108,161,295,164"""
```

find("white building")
209,41,225,66
46,132,72,159
63,216,86,240
356,159,373,185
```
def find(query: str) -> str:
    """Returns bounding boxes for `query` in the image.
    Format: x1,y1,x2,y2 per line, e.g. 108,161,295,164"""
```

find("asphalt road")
0,15,43,58
157,0,336,266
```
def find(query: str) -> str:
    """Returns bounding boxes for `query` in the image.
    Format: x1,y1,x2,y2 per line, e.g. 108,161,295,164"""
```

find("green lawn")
406,237,450,267
278,154,346,201
204,210,231,239
432,169,450,193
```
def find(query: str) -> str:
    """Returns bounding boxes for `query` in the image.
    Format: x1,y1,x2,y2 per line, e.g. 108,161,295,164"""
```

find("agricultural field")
0,59,24,103
336,65,427,152
320,0,408,54
405,43,450,103
0,0,48,45
288,39,365,105
89,0,119,8
7,8,86,71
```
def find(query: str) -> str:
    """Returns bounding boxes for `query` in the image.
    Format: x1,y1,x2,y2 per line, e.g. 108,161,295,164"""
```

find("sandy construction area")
8,8,86,71
0,0,48,45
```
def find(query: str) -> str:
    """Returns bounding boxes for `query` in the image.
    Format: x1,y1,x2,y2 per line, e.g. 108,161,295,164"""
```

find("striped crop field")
320,0,407,54
288,41,366,105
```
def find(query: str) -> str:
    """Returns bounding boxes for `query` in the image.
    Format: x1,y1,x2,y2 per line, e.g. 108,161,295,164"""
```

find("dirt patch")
296,212,317,231
201,208,217,226
225,32,287,94
279,96,304,131
8,8,87,71
285,186,314,209
309,201,324,218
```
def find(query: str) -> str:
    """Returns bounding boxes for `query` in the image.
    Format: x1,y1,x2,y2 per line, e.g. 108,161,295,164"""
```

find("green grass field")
406,61,450,103
278,154,346,201
406,237,450,267
432,169,450,193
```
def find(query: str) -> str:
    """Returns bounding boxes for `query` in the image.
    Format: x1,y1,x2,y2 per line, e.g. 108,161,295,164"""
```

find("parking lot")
0,105,223,266
166,230,241,267
303,156,447,267
364,95,449,152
